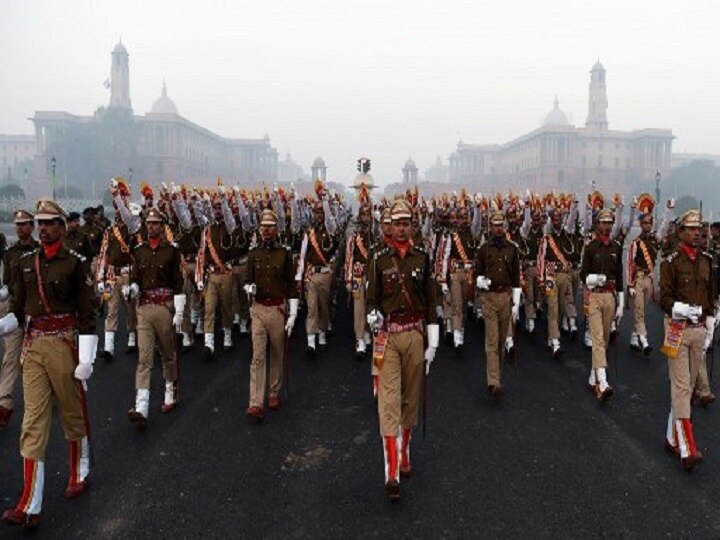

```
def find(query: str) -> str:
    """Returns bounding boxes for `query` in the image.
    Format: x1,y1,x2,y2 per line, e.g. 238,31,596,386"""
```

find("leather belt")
592,281,617,294
139,287,174,306
209,264,232,274
387,311,424,325
313,265,331,274
487,285,510,293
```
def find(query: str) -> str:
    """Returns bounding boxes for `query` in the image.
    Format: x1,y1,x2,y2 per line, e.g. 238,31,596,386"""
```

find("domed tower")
543,96,570,126
402,158,418,184
150,81,178,115
586,59,608,130
109,41,132,110
311,156,327,182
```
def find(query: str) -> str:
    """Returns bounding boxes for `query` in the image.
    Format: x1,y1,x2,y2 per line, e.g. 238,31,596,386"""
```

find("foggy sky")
1,0,719,186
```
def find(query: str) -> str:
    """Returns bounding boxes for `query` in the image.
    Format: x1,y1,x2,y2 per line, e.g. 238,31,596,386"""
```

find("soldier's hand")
0,285,9,302
172,311,183,329
441,283,449,296
0,313,19,337
628,287,636,298
367,310,383,331
74,363,93,381
128,283,140,300
97,282,106,295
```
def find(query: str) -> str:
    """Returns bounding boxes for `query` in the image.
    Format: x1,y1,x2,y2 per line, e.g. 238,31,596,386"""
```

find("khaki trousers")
377,329,424,436
232,262,250,322
105,272,137,333
588,292,616,369
204,272,234,332
669,326,704,419
450,269,469,330
0,298,24,410
547,271,575,339
305,271,332,335
181,261,200,334
695,358,713,399
249,304,285,408
21,335,86,460
524,265,538,319
481,292,511,387
137,303,177,389
352,277,367,341
632,273,654,336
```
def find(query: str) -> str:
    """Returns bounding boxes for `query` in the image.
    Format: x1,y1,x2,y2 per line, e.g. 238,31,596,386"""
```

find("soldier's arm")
510,247,521,288
2,249,11,286
285,248,298,300
173,248,184,294
366,253,379,315
75,258,96,334
579,243,591,283
8,259,26,323
615,243,624,291
659,259,674,315
424,253,436,321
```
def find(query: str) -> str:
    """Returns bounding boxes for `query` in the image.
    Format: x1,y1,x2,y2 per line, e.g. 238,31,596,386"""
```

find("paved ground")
1,292,720,539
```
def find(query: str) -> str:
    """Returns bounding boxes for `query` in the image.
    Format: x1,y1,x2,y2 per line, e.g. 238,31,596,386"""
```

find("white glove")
688,305,702,325
667,198,675,209
128,283,140,300
585,274,606,288
441,283,449,295
285,298,299,336
243,283,257,297
671,301,691,320
704,316,715,352
173,294,186,331
367,309,384,330
74,334,98,381
615,291,625,322
196,281,204,292
97,282,105,295
425,324,439,374
476,276,491,291
0,285,9,302
628,287,636,298
511,287,521,323
0,313,19,336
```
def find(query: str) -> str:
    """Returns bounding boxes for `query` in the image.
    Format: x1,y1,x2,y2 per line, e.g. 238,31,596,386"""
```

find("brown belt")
487,285,510,293
593,282,617,294
27,313,78,334
387,311,424,325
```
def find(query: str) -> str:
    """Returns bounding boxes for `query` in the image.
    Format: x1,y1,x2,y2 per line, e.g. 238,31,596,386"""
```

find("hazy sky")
1,0,719,185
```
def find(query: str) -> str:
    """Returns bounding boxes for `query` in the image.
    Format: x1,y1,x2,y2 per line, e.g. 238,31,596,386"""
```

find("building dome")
404,158,417,169
150,82,178,115
543,97,570,126
312,156,326,168
592,59,604,71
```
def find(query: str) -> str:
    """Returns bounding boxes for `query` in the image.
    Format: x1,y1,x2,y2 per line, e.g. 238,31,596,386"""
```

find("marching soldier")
518,197,545,334
63,212,93,259
345,198,373,358
0,200,97,528
244,209,298,422
0,210,39,429
126,208,184,429
627,195,674,354
80,207,103,257
97,186,141,361
580,208,624,401
538,206,578,359
659,209,715,470
295,188,339,358
475,210,521,399
366,199,438,502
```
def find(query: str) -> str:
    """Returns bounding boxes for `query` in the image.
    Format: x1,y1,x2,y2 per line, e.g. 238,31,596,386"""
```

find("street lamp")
128,167,133,189
655,170,661,222
50,156,57,199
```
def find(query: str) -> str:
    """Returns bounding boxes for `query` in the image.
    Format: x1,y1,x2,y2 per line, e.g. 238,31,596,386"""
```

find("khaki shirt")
367,245,436,320
80,223,103,257
630,231,661,272
580,238,624,290
660,247,715,316
131,239,183,293
247,241,297,301
10,246,95,334
475,236,520,289
305,225,338,267
3,239,39,288
64,229,93,260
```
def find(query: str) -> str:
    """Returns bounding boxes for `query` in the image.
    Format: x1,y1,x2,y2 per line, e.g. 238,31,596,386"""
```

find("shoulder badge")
67,248,87,263
19,248,39,260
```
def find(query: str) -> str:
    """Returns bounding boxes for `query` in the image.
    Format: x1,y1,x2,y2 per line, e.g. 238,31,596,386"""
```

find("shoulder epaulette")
665,250,679,263
67,249,87,263
507,239,519,249
701,250,713,260
19,248,39,260
133,241,145,250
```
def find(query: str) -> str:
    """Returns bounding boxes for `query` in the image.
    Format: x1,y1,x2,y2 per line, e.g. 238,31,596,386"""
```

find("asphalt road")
1,292,720,539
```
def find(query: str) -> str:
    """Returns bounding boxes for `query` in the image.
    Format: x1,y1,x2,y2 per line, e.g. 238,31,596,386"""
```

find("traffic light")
357,157,371,174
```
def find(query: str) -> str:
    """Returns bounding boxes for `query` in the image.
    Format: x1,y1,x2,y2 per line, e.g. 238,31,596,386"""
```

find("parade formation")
0,159,719,527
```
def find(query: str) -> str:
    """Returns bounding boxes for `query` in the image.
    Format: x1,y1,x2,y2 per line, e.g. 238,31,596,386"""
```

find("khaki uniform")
628,231,661,337
366,244,435,436
516,226,542,321
175,223,202,335
538,228,577,340
131,239,184,390
63,229,93,260
0,239,39,412
9,246,95,460
580,237,624,369
299,225,338,336
445,230,477,333
345,228,372,343
247,240,297,408
660,247,715,419
99,222,139,334
475,236,520,387
231,228,253,327
200,222,235,333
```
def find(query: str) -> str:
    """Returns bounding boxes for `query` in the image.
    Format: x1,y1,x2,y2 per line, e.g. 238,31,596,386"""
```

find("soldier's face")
68,219,79,232
313,208,324,225
147,221,163,239
38,219,64,244
358,209,370,227
491,223,505,237
15,221,33,241
640,217,653,233
212,203,222,220
680,226,700,247
392,218,411,243
597,221,612,236
260,224,277,242
551,213,562,229
381,222,392,236
532,213,542,227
